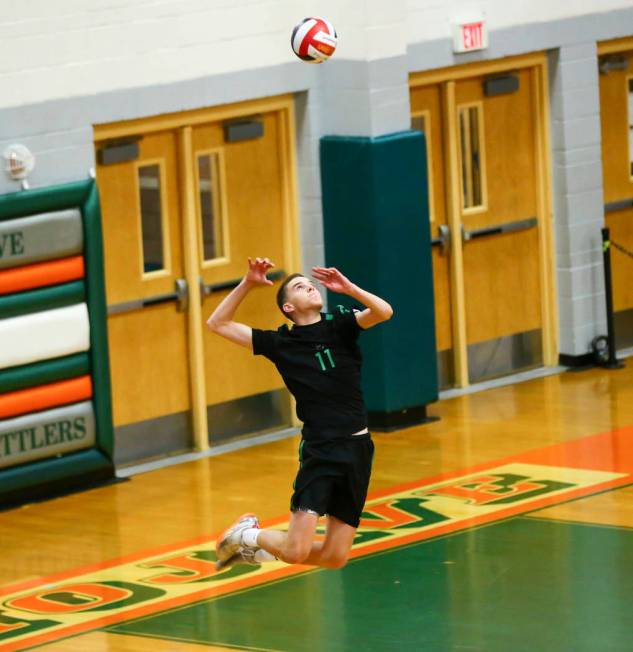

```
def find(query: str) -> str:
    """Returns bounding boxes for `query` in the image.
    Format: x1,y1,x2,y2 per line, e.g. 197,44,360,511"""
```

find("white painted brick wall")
549,42,607,356
0,0,305,108
407,0,633,40
2,0,632,111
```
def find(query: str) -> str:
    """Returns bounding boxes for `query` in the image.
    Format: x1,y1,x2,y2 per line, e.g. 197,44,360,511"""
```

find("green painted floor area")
110,517,633,652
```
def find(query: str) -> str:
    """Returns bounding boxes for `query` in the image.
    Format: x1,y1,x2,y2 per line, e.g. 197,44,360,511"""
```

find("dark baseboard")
114,412,192,466
559,353,596,370
368,405,439,433
0,465,121,512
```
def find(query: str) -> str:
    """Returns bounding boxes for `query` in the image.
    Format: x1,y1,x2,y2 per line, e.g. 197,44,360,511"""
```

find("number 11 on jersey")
315,348,336,371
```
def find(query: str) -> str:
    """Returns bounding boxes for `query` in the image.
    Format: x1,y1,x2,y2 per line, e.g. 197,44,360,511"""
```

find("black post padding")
601,227,624,369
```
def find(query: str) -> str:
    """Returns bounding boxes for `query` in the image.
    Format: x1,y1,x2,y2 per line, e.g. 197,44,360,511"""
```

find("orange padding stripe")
0,375,92,420
0,256,84,295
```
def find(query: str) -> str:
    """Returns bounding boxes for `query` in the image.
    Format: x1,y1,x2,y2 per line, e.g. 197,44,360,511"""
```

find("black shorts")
290,433,374,528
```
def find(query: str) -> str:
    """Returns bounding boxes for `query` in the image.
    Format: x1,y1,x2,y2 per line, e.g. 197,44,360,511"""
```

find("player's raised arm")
206,257,275,349
311,266,393,329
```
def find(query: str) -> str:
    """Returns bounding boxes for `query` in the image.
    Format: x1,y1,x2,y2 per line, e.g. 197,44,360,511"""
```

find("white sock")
241,527,260,548
254,548,277,563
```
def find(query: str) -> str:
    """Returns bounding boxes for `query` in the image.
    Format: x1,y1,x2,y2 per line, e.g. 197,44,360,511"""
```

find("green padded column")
0,179,115,508
82,181,115,459
320,130,438,430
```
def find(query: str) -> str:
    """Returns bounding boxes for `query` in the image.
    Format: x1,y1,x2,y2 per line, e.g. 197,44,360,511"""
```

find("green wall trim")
82,181,115,459
0,448,114,507
320,130,438,412
0,179,92,222
0,352,90,394
0,280,85,319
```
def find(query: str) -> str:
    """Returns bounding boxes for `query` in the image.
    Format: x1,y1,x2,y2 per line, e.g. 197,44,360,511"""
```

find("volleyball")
291,17,337,63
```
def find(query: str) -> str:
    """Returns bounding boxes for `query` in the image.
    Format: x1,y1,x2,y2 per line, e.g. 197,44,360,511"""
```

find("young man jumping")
207,257,393,570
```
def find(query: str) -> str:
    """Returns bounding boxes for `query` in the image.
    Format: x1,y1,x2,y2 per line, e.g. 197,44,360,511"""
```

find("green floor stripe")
524,514,633,531
110,517,633,652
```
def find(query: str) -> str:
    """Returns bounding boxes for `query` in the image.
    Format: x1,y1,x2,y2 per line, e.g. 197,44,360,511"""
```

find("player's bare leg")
256,512,356,569
255,510,318,565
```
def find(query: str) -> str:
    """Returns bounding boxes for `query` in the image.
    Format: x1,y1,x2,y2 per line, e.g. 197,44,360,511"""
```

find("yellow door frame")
410,52,557,386
179,126,207,450
94,95,301,449
443,80,469,387
598,36,633,55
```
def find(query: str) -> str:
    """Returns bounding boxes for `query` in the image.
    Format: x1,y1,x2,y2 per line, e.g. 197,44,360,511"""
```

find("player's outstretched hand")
312,266,353,294
246,257,275,286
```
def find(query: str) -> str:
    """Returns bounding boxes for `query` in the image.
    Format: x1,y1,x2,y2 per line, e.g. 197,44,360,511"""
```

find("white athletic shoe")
215,546,259,571
215,513,259,563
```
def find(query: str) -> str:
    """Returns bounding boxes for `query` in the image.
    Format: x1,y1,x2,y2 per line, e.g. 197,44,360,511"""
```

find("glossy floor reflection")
111,517,633,652
2,360,633,651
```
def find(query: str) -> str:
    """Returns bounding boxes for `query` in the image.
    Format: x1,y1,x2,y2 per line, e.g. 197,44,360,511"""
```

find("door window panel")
138,163,167,274
458,104,486,210
197,152,227,262
411,112,435,222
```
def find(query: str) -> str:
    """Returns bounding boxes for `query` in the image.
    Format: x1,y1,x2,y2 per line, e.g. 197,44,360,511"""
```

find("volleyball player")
207,257,392,569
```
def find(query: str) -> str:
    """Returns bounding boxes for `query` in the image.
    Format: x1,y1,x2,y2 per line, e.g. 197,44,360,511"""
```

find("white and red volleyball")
291,17,337,63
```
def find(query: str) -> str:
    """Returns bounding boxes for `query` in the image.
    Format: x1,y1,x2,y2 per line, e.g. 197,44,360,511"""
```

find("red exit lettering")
462,22,484,50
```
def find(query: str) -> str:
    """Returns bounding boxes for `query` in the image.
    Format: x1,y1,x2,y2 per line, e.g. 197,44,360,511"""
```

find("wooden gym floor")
2,359,633,651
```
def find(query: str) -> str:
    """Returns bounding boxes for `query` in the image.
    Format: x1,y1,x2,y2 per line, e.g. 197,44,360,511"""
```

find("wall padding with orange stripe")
0,255,84,295
0,375,92,420
0,303,90,370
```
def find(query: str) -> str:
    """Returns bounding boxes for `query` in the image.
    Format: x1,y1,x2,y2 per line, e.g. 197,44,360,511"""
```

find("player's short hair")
276,273,305,322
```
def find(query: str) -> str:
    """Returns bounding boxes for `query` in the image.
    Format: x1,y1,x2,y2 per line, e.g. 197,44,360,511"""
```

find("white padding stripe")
0,304,90,370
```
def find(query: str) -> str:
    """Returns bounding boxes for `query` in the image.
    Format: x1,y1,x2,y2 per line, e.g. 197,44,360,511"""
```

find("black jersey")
252,306,367,441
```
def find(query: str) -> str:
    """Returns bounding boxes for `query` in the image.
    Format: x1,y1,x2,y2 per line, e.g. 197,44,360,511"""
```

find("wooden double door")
410,55,555,387
94,97,299,458
598,40,633,349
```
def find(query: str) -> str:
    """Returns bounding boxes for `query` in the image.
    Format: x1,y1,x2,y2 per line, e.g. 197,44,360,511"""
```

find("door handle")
430,224,451,255
462,217,537,242
107,278,189,315
175,278,188,312
604,197,633,213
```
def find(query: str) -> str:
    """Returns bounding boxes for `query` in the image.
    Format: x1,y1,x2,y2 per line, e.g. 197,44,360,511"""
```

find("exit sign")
453,20,488,53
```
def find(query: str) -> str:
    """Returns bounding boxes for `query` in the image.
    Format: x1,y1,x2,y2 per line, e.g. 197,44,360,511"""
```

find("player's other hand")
311,267,353,294
246,257,275,286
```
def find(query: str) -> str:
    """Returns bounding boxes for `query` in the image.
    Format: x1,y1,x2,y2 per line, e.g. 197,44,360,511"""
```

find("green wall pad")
0,209,83,270
0,180,115,506
0,281,85,319
0,400,96,469
0,448,115,510
0,352,90,394
320,130,438,429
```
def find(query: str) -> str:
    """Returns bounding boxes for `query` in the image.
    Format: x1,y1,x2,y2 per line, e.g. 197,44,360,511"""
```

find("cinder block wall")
3,0,633,192
549,43,607,357
2,0,633,359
